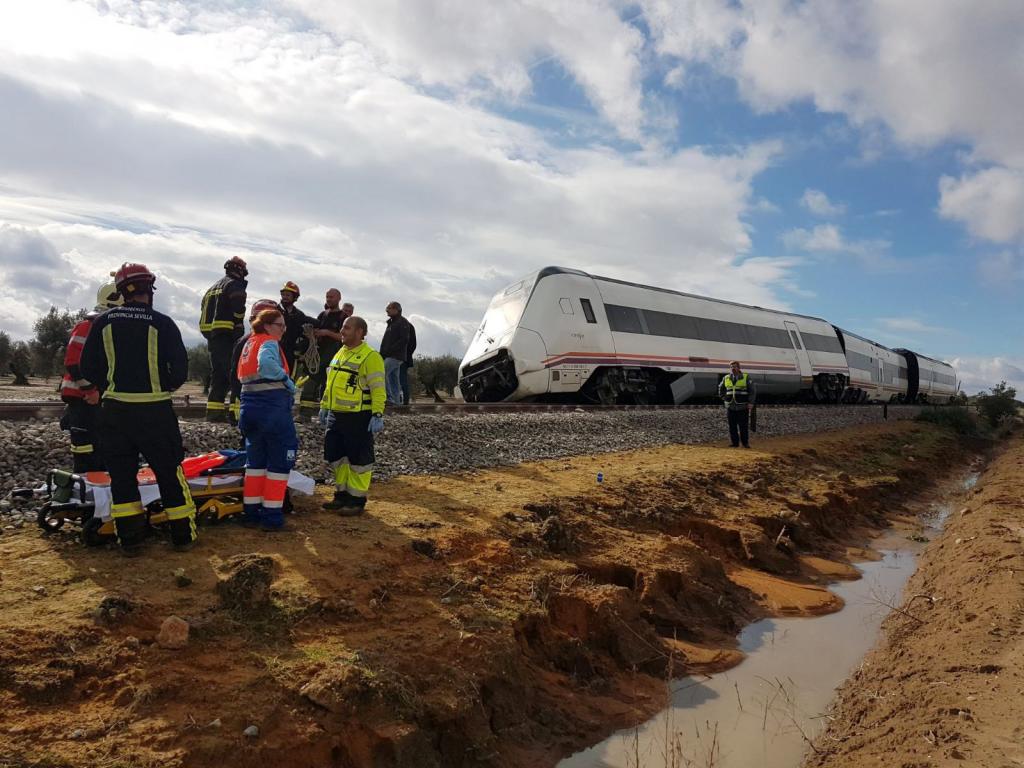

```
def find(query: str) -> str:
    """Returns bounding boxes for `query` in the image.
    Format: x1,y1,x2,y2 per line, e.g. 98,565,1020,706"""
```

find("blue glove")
318,408,334,428
368,414,384,434
284,377,296,393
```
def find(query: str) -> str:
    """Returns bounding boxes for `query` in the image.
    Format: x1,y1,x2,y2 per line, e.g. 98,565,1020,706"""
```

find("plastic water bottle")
596,472,604,484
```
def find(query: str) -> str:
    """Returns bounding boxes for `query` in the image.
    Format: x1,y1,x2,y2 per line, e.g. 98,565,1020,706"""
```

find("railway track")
0,399,892,422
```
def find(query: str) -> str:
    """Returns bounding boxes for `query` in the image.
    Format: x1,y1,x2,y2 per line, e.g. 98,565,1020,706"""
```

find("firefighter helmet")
224,256,248,278
114,262,156,296
280,281,300,297
95,281,123,311
249,298,282,320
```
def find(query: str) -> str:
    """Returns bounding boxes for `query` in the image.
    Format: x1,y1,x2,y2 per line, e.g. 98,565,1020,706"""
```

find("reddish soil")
0,420,976,768
804,428,1024,768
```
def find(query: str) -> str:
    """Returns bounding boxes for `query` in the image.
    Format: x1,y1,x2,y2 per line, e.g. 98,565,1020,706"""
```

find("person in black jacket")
297,288,349,420
279,281,313,372
380,301,412,405
199,256,248,421
400,320,416,405
80,263,196,555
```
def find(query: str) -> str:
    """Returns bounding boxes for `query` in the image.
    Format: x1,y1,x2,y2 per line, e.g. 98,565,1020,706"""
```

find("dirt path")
804,429,1024,768
0,421,976,768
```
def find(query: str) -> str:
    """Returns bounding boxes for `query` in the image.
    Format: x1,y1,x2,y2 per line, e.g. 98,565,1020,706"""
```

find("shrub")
975,381,1018,427
187,343,212,392
915,406,977,435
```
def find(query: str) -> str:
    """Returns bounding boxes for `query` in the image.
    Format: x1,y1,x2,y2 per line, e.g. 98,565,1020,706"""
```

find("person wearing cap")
278,281,313,372
199,257,248,422
59,279,123,472
80,263,196,555
718,360,757,448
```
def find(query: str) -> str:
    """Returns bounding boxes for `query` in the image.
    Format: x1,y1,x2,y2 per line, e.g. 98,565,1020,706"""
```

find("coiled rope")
301,324,320,375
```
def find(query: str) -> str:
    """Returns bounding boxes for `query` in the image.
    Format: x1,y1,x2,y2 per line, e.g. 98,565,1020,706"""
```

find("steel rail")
0,399,908,422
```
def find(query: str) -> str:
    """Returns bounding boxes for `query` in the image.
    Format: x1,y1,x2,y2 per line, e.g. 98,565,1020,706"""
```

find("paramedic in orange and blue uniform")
237,308,298,531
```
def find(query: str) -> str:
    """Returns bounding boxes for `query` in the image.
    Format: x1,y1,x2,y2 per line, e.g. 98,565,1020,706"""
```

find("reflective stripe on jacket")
199,276,247,338
721,373,750,404
237,334,290,393
322,342,387,414
79,303,188,403
61,316,96,400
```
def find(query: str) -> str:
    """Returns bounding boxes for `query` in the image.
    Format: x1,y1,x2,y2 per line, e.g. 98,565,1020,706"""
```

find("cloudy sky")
1,0,1021,394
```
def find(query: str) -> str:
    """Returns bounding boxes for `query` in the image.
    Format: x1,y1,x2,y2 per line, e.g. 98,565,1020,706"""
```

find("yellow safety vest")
322,342,387,414
722,373,749,404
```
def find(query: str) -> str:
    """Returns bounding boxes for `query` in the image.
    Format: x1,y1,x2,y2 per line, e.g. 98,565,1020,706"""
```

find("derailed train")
458,267,958,405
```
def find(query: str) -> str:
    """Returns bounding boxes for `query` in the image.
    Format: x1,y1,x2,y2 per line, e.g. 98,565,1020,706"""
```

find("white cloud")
938,167,1024,243
948,356,1024,397
0,0,798,356
783,223,843,252
800,188,845,217
877,317,949,335
644,1,1024,244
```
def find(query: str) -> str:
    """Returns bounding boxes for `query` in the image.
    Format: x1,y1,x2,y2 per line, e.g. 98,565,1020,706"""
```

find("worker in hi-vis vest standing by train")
719,360,757,449
319,315,386,515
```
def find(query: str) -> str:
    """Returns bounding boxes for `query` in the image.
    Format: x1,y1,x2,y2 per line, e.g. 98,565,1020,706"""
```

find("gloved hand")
318,408,335,428
284,377,296,393
368,414,384,434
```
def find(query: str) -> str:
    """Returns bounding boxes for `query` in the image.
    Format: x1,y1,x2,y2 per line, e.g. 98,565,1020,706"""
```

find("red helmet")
280,281,300,297
249,298,282,320
114,262,156,295
224,256,248,277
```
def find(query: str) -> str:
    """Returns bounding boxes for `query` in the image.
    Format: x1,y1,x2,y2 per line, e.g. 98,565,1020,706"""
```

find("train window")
580,298,597,323
723,322,749,345
559,298,574,315
696,317,729,343
605,304,643,334
643,309,677,337
788,330,800,349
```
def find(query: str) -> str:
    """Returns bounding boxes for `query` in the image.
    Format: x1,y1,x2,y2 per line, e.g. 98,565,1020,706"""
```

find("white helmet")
95,281,123,311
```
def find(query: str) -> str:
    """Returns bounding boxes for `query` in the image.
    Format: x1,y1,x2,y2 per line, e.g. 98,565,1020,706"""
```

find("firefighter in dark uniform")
718,360,757,448
297,288,349,420
59,280,123,472
81,263,196,555
319,315,386,515
278,281,313,373
199,256,248,422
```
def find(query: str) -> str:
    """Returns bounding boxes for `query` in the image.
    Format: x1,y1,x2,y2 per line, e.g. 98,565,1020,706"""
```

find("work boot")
120,542,144,558
323,491,356,511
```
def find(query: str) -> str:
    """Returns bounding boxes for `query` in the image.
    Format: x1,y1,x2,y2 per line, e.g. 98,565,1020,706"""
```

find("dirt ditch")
0,420,982,768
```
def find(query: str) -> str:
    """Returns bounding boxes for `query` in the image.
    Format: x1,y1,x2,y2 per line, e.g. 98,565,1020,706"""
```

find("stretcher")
21,452,315,546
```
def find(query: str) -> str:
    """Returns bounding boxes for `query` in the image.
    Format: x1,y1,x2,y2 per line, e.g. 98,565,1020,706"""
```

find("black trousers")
100,399,196,547
207,333,239,419
64,398,103,473
727,407,750,447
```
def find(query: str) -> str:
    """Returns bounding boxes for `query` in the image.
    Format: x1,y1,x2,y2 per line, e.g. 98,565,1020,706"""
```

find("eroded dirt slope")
0,421,974,768
804,429,1024,768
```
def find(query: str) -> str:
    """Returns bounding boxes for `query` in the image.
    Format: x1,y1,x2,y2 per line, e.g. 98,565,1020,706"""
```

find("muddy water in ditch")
561,473,979,768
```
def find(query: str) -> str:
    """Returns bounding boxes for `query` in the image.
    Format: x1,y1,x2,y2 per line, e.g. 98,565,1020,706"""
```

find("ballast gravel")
0,405,923,508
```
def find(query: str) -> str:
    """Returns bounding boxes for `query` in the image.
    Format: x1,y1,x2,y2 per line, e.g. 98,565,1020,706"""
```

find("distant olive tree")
412,355,461,402
187,343,212,393
0,331,11,375
10,341,32,385
976,381,1018,427
31,306,87,379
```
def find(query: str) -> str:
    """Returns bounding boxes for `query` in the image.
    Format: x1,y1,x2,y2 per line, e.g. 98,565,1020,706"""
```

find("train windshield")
462,274,537,363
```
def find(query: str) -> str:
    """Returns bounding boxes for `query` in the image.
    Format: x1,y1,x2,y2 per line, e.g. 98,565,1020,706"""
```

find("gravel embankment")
1,405,921,501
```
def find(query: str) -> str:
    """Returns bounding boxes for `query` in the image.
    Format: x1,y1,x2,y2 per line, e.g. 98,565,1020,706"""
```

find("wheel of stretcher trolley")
81,516,113,547
36,503,65,533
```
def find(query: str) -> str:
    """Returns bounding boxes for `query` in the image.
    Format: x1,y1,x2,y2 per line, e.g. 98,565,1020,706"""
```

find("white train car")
896,349,957,402
459,267,851,404
832,329,909,403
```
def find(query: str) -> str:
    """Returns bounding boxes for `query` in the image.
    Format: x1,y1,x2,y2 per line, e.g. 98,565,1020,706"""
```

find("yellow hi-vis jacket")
322,342,387,414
